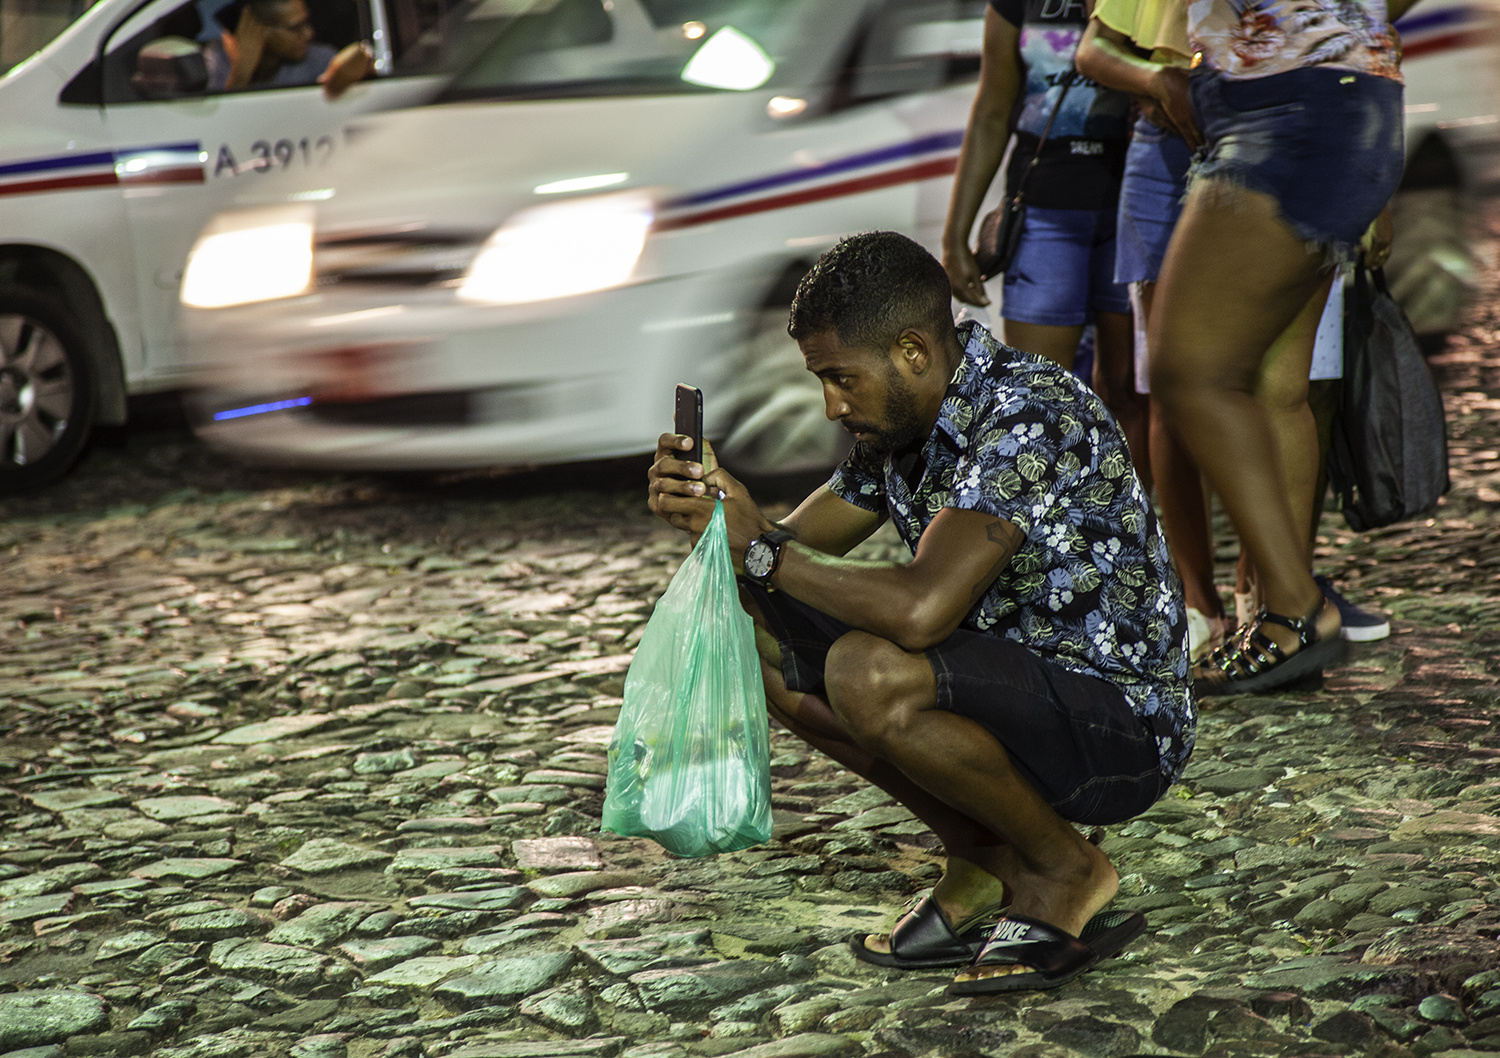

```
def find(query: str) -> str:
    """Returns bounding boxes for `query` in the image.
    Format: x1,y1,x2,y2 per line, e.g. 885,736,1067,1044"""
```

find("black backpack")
1328,266,1451,532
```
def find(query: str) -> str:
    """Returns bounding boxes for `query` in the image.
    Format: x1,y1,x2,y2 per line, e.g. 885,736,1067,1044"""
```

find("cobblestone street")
2,219,1500,1058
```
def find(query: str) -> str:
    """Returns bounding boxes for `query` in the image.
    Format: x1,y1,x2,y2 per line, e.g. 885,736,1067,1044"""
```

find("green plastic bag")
602,499,772,857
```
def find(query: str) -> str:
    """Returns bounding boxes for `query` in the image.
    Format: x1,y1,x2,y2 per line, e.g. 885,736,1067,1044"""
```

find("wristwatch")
743,530,794,586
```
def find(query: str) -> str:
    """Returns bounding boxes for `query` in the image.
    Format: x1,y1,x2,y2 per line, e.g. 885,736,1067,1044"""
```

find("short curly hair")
787,231,954,352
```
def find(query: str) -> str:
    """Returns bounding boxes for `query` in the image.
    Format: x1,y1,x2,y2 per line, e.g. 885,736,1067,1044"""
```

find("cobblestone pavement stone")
3,221,1500,1058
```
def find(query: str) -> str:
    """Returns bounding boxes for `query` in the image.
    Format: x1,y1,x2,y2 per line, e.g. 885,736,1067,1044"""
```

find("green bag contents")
602,499,772,857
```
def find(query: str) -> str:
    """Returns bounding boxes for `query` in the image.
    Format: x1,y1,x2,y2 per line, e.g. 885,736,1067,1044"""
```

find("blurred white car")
182,0,1500,475
184,0,992,474
0,0,490,489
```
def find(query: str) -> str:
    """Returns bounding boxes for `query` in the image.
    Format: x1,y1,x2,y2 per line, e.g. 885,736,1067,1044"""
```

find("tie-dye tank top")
1186,0,1403,80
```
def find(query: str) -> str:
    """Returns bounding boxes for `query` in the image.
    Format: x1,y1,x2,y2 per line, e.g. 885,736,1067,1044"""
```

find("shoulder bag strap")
1008,72,1076,205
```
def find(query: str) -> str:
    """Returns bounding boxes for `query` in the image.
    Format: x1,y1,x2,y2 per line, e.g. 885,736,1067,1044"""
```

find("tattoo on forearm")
970,520,1023,603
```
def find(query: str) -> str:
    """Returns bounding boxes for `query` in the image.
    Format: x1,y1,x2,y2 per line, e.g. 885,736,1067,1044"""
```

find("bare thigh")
1149,180,1326,395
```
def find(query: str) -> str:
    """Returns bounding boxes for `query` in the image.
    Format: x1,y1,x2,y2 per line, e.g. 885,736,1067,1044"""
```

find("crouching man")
647,232,1195,994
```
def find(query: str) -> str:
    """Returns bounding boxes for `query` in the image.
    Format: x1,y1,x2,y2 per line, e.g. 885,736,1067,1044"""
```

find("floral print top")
827,322,1196,784
1187,0,1403,81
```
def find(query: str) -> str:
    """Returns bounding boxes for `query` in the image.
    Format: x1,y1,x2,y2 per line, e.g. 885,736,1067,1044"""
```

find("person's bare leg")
1254,274,1331,573
1227,277,1331,612
824,631,1119,981
1150,181,1339,654
1307,378,1340,549
1004,319,1084,371
1092,309,1152,492
743,604,1009,953
1139,281,1226,634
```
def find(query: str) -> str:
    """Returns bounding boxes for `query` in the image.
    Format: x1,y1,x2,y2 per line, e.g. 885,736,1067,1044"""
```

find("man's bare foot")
951,834,1118,982
860,854,1009,956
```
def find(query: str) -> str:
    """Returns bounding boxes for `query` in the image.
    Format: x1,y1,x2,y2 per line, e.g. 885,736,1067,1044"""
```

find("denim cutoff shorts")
1189,65,1405,259
1116,116,1194,285
743,580,1168,826
1002,206,1133,327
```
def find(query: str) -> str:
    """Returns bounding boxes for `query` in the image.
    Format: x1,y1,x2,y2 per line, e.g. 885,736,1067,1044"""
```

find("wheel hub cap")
0,314,73,467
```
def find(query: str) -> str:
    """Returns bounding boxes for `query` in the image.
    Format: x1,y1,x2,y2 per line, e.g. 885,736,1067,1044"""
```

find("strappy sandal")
1195,602,1345,698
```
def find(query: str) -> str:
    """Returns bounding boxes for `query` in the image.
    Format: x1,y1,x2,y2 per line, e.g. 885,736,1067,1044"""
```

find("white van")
0,0,462,489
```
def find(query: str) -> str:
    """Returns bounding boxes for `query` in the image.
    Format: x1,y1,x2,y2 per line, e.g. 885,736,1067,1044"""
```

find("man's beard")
842,364,925,454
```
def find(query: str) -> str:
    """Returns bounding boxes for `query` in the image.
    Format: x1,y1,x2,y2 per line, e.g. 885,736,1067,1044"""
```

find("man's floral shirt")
828,321,1196,783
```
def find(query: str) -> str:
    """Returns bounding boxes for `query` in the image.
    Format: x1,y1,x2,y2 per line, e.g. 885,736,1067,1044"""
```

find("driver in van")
206,0,373,98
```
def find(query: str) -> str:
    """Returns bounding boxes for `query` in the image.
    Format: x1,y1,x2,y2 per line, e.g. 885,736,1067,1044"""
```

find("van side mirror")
131,36,208,99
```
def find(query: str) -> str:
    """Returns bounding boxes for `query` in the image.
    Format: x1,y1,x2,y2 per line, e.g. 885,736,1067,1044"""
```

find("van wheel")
716,307,851,476
0,288,96,493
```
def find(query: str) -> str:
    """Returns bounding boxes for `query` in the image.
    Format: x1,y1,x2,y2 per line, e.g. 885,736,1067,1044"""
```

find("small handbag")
974,75,1075,280
1328,265,1451,531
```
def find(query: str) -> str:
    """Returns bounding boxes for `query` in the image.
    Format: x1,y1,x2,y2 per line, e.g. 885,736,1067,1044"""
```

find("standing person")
1075,5,1332,664
1073,0,1227,658
1077,4,1394,660
1148,0,1411,694
943,0,1150,490
649,232,1194,993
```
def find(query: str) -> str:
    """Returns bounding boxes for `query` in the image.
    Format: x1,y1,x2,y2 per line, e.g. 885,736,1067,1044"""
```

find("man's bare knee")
824,631,922,747
753,625,782,669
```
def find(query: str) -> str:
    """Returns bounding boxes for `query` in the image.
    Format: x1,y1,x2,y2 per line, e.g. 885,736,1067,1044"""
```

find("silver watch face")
745,539,776,580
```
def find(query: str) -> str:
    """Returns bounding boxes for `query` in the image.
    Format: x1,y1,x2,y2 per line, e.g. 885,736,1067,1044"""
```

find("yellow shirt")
1092,0,1193,68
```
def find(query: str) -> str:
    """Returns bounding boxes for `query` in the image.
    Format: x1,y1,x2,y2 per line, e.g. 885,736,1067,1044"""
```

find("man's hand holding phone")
648,387,774,565
648,432,717,538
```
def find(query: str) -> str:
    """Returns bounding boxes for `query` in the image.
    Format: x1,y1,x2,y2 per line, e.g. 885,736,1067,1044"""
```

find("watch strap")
747,529,794,585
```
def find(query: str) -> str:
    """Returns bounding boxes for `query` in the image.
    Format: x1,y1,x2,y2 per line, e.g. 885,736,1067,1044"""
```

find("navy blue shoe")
1314,575,1390,642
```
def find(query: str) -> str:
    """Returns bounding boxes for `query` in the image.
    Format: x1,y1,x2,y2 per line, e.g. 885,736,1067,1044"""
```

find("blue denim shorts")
1190,65,1405,260
743,581,1167,826
1116,117,1194,285
1001,205,1134,327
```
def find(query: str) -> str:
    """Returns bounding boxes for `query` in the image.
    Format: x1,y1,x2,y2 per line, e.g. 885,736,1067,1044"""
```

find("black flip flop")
1079,908,1147,961
946,913,1099,995
850,894,998,969
853,901,1146,972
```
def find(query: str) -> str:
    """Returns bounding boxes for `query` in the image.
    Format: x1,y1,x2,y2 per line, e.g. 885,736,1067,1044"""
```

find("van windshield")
432,0,815,102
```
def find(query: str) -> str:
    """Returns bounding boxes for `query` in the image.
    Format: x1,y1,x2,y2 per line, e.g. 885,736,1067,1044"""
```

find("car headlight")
457,191,654,305
181,205,315,309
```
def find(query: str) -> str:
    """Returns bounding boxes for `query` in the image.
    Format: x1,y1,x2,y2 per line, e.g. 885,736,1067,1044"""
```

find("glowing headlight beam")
181,205,315,309
458,192,653,305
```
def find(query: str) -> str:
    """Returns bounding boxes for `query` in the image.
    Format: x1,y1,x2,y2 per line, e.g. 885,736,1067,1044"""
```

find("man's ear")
894,328,932,375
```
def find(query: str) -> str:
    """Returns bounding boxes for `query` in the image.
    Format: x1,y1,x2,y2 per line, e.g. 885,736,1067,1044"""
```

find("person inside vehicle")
206,0,372,97
647,231,1195,994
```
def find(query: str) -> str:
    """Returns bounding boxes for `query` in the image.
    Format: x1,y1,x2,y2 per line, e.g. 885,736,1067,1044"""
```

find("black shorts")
744,581,1167,825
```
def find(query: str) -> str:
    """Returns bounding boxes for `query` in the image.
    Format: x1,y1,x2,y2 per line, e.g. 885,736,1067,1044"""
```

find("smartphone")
674,384,703,468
